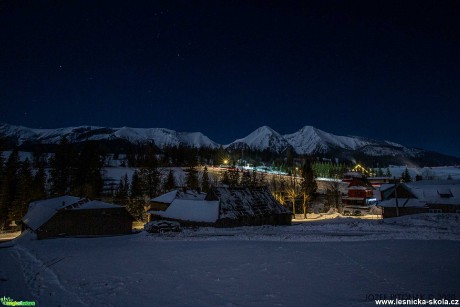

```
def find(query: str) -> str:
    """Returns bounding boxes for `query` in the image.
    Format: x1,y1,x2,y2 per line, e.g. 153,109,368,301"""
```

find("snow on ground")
103,166,187,184
1,215,460,306
386,165,460,180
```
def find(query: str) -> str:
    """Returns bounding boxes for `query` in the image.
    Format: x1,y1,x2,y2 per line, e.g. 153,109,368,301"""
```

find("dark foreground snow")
1,216,460,306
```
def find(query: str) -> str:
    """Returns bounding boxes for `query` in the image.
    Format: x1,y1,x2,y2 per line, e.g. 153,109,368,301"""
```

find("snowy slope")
2,215,460,306
284,126,368,154
225,126,291,153
283,126,415,155
0,124,219,149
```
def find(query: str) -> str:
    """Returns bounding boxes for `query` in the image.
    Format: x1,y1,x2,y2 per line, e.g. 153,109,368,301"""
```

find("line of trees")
0,138,107,230
112,158,217,220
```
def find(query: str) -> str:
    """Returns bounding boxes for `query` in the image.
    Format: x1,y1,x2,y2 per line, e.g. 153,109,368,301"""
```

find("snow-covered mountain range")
224,125,421,157
0,124,219,149
0,123,458,163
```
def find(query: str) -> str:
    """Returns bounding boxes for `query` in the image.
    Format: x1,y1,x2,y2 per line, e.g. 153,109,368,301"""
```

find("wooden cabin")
148,187,292,227
22,196,134,239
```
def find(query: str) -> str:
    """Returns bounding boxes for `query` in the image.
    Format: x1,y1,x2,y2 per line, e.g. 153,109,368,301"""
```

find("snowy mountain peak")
225,126,290,153
283,126,370,154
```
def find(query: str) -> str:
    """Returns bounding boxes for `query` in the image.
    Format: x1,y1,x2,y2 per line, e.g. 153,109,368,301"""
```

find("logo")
0,296,36,306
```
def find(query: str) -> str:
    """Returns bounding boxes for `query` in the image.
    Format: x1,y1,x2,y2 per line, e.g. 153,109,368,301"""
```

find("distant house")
147,190,207,216
148,187,291,227
342,172,377,207
378,180,460,218
22,196,134,239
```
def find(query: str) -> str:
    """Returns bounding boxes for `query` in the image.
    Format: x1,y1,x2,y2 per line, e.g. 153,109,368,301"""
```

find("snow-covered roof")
378,198,427,208
150,189,207,204
22,196,82,231
404,179,460,186
151,190,179,204
379,184,395,192
22,196,125,231
209,187,291,220
402,181,460,205
149,199,220,223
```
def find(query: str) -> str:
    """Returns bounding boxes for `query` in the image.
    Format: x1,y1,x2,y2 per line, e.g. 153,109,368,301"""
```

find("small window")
429,209,442,214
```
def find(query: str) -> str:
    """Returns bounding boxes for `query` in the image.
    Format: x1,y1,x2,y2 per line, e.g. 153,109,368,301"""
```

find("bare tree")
300,159,317,219
286,173,299,216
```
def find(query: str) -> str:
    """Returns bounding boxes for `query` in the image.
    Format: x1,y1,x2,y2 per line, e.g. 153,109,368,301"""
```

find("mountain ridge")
1,123,459,165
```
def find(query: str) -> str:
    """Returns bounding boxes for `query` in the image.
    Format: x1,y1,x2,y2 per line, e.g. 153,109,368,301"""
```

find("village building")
341,172,378,215
378,180,460,218
148,187,292,227
147,189,207,216
22,196,134,239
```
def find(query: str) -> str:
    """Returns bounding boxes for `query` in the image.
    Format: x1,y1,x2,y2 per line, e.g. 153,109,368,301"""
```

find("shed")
148,190,207,212
22,196,134,239
149,187,291,227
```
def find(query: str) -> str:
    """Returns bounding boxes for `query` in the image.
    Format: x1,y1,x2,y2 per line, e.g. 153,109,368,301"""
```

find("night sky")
1,1,459,157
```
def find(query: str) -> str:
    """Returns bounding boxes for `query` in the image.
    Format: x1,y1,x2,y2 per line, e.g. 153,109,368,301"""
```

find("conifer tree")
9,158,33,223
201,166,210,192
130,170,142,199
401,168,412,183
385,167,392,177
185,165,200,191
115,173,129,202
0,142,5,228
0,149,20,228
71,142,104,198
32,159,47,200
127,170,145,221
139,153,162,198
49,137,76,196
163,169,176,192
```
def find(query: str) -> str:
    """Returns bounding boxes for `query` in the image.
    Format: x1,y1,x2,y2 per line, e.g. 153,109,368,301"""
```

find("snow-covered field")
385,165,460,180
1,214,460,306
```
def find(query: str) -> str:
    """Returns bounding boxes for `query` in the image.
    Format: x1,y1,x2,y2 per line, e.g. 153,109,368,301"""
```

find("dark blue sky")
1,1,459,157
